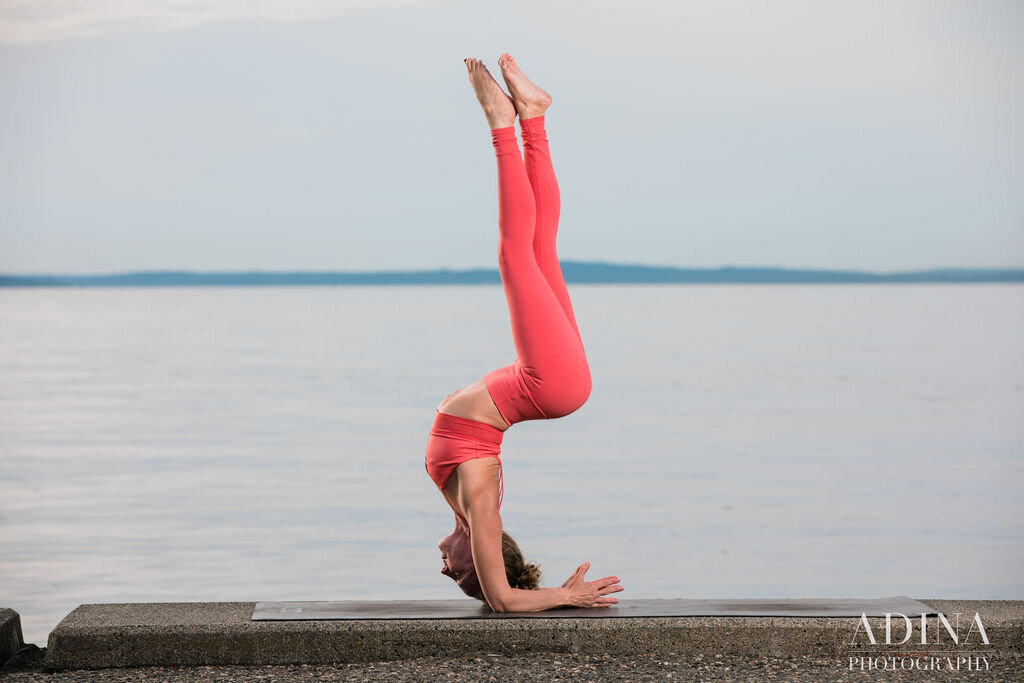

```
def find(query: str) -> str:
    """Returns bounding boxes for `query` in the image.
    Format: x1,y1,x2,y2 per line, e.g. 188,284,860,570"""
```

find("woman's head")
438,523,478,596
438,526,540,601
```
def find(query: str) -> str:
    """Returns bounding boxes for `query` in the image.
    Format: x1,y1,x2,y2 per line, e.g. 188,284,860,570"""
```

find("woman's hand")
561,561,622,608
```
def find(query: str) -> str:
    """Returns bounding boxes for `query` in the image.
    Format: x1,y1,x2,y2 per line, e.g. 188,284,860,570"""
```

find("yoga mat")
252,596,937,620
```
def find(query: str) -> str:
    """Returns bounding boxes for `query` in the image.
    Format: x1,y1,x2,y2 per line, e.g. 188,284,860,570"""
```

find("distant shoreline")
2,262,1022,287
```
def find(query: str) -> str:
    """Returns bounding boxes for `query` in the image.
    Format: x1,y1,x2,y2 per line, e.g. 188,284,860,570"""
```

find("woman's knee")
535,365,591,418
565,368,592,412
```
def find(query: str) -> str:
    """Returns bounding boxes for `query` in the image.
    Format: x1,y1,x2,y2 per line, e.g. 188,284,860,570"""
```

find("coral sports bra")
425,410,505,516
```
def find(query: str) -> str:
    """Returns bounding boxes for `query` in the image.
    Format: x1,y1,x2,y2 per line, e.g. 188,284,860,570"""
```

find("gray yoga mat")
252,596,937,620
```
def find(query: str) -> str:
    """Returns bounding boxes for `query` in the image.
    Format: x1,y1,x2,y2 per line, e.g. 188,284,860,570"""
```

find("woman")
424,54,623,612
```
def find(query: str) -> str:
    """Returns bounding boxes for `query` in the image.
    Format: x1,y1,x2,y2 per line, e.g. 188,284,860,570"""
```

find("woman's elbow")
487,598,511,613
485,590,514,613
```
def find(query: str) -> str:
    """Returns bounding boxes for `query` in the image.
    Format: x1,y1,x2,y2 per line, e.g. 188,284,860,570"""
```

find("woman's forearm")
490,586,570,613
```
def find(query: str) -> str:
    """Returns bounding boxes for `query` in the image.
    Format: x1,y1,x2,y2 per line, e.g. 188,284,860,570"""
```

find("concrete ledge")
45,600,1024,671
1,608,25,667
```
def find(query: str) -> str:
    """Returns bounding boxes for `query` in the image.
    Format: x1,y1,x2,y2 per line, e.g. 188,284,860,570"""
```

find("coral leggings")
424,117,590,507
483,116,591,426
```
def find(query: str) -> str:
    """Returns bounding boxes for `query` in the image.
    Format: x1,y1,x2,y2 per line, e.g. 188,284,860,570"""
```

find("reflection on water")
1,284,1022,644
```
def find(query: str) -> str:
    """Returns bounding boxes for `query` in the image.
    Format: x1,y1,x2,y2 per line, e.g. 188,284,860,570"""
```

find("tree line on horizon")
1,261,1022,286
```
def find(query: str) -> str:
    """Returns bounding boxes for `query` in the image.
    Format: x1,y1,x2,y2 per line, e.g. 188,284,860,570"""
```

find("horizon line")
4,261,1024,279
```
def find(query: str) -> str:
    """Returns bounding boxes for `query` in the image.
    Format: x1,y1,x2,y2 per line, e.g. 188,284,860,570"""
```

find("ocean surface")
1,284,1022,645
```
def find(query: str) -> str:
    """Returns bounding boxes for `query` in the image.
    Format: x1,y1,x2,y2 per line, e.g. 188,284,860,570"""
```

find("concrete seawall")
42,600,1022,670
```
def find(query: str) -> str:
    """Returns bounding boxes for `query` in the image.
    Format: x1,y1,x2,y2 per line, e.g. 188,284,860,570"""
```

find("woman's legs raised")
464,57,588,424
454,58,590,427
485,126,590,424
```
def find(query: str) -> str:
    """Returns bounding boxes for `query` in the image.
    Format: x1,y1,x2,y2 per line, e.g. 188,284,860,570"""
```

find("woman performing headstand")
424,55,623,612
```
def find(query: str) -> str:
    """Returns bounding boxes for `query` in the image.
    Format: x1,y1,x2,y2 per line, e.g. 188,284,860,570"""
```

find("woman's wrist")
535,586,572,604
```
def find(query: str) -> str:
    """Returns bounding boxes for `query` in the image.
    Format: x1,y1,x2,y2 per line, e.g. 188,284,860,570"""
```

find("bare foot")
497,53,552,120
464,58,516,130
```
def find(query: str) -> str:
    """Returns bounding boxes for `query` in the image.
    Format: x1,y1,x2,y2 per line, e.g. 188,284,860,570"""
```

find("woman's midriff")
437,377,510,431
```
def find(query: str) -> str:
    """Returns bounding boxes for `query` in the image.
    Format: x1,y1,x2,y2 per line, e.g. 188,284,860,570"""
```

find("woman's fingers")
588,576,621,591
591,596,618,607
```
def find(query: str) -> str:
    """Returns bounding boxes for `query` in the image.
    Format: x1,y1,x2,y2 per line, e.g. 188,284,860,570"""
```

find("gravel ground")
3,646,1021,681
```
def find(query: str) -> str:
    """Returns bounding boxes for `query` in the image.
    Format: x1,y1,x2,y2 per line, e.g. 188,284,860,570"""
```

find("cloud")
0,0,436,45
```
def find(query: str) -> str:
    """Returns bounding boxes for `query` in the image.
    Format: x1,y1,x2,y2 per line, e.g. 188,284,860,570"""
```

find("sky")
1,0,1022,274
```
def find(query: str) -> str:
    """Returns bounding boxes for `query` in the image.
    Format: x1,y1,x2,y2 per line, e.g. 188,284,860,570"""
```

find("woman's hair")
502,531,541,590
466,531,540,602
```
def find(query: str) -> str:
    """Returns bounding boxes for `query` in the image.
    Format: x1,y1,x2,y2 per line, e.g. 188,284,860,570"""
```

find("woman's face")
439,524,480,597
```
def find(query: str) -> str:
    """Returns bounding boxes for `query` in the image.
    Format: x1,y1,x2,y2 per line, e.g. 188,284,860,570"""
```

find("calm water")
1,284,1022,645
